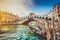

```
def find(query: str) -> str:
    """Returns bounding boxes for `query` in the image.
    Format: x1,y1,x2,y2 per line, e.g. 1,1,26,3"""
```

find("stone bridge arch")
21,18,45,28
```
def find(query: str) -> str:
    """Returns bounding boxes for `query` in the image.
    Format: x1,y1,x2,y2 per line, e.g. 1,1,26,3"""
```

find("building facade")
47,3,60,31
53,3,60,31
0,11,20,24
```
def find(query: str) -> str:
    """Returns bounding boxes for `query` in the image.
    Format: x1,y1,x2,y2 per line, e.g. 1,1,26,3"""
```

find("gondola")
29,27,47,40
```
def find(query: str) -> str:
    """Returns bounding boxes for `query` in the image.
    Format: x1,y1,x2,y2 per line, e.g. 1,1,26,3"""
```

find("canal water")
0,25,45,40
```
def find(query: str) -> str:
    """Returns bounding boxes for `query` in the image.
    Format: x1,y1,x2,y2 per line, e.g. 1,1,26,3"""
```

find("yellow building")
0,11,20,24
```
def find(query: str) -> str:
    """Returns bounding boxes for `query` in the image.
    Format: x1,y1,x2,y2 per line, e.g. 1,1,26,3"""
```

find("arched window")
58,11,59,13
58,7,59,9
45,17,48,20
37,16,39,18
42,17,44,19
40,16,41,18
49,18,51,21
58,14,60,16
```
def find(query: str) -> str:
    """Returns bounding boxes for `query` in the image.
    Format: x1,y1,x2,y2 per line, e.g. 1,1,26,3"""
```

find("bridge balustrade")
29,15,35,18
38,16,41,19
34,16,36,18
44,17,52,21
34,16,38,18
42,17,44,19
45,17,48,20
40,16,41,19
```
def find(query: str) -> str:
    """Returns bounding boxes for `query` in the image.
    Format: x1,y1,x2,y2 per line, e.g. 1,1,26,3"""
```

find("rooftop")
54,2,60,7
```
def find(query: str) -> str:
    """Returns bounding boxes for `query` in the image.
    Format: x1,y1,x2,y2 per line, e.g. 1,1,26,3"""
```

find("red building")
54,3,60,16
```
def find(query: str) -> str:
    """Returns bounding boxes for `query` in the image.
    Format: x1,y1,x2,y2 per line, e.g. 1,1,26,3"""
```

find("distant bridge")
18,13,51,25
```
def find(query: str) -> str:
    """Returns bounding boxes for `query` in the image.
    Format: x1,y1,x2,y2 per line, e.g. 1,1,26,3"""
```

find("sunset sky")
0,0,60,17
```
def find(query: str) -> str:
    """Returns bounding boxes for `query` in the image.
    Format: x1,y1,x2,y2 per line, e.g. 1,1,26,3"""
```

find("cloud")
0,0,33,17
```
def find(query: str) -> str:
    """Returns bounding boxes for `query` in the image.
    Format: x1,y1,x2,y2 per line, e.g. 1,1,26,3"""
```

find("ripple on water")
0,25,39,40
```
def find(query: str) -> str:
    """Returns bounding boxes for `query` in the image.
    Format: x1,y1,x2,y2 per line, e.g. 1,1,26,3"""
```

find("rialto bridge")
18,13,53,28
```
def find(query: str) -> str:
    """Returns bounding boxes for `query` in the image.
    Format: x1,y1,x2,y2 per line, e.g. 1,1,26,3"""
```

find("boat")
29,27,47,40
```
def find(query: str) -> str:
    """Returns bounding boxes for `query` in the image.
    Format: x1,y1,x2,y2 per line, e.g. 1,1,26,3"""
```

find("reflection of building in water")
0,11,20,24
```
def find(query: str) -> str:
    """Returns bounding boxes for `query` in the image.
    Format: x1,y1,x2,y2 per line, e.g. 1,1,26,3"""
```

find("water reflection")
0,25,39,40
